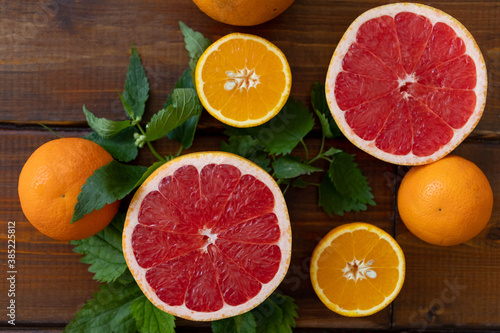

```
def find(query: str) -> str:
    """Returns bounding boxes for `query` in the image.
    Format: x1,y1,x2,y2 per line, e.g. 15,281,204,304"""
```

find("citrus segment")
326,3,487,165
196,33,292,128
123,152,291,321
131,224,206,268
310,223,405,317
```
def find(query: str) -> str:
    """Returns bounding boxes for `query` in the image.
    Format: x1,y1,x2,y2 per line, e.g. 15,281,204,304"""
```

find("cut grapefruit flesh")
326,3,487,165
123,152,291,321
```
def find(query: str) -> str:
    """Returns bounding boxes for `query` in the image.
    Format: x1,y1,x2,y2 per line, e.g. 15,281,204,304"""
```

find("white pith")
325,3,487,166
342,258,377,281
224,68,261,91
122,152,292,321
398,73,417,99
200,228,217,251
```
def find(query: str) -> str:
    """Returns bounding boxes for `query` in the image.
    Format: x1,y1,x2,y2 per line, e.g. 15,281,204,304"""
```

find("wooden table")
1,0,499,331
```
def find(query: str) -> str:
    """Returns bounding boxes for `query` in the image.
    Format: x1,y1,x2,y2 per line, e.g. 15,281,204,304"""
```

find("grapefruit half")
123,152,291,321
325,3,487,165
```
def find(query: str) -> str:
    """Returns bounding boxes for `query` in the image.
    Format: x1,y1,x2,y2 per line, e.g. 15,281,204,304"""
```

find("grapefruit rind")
325,3,487,166
310,222,406,317
123,151,292,321
195,33,292,128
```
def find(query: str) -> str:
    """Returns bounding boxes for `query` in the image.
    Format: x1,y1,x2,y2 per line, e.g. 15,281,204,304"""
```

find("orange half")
310,222,405,317
195,33,292,128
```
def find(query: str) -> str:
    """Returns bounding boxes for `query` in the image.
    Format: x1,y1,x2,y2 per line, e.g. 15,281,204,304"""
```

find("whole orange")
192,0,294,26
397,155,493,246
18,137,120,241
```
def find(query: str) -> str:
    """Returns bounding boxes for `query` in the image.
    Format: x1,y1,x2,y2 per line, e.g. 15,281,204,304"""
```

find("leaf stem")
282,182,291,195
39,123,63,138
137,123,165,162
308,134,326,165
300,139,309,161
146,141,165,162
175,145,184,158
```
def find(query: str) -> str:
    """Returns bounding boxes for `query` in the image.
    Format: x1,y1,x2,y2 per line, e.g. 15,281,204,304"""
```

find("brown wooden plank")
0,0,499,137
393,141,500,331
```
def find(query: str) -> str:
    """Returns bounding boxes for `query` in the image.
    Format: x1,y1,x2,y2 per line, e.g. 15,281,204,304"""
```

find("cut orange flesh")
196,33,292,128
310,222,405,317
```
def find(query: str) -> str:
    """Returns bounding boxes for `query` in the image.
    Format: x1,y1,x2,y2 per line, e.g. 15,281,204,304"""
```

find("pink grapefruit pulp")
326,3,487,165
123,152,291,321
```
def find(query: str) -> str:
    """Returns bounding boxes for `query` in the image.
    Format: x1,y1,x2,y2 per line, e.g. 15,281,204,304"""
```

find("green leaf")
252,293,298,333
291,177,308,188
145,88,201,142
83,106,132,139
166,68,195,95
311,82,342,138
269,293,298,331
318,172,368,216
329,152,375,205
85,127,139,163
272,156,322,180
71,161,147,224
119,91,135,119
220,135,271,172
315,111,334,138
212,312,257,333
179,21,211,73
223,126,248,138
64,271,141,333
245,98,315,155
166,70,201,149
167,115,200,148
323,147,342,157
131,295,176,333
134,159,169,188
70,213,127,283
319,151,376,216
122,45,150,120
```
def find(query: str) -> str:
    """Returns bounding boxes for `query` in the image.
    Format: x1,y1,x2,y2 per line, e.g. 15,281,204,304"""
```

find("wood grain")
1,0,499,331
1,1,499,134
